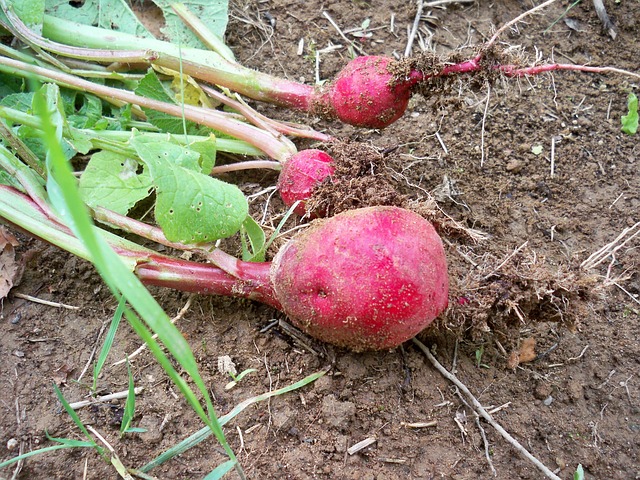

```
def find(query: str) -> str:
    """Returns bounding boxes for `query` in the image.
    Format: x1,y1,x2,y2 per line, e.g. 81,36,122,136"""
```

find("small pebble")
543,395,554,406
11,313,21,324
7,438,18,450
13,350,25,358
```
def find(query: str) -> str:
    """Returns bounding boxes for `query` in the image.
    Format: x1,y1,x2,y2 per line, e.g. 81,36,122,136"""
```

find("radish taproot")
136,206,449,351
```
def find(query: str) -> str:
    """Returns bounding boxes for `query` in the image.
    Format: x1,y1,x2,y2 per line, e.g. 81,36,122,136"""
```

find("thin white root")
413,338,562,480
486,0,559,49
581,222,640,271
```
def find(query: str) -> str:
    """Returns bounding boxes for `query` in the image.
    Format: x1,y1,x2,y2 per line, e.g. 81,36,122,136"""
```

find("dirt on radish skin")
271,206,449,351
277,149,335,216
311,56,419,129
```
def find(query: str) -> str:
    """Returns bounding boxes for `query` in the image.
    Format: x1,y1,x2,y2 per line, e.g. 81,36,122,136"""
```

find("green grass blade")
0,443,94,469
140,368,327,473
31,84,241,474
52,384,98,449
93,295,125,392
203,459,237,480
120,360,136,435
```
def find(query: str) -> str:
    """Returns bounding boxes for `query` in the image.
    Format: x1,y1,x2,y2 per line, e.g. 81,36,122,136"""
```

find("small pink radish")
311,56,418,129
277,149,335,215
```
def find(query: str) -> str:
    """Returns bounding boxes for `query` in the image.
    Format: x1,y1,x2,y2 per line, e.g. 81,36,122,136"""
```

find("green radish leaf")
0,74,24,97
151,0,229,48
240,215,265,262
130,136,248,243
135,70,209,135
187,135,217,174
1,93,34,112
6,0,45,33
79,151,153,215
44,0,152,37
621,93,638,135
68,94,104,130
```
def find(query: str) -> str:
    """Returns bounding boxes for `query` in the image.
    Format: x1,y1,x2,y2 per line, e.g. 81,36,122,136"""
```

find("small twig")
424,0,475,6
483,241,529,280
347,437,377,455
322,11,366,56
413,338,562,480
69,387,144,410
592,0,617,39
76,322,108,382
476,416,497,476
550,136,556,177
480,84,491,167
567,345,589,362
12,292,80,310
400,420,437,428
581,222,640,270
405,0,424,57
613,282,640,307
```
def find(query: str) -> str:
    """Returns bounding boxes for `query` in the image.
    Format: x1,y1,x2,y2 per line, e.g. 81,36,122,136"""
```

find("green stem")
0,106,266,158
0,56,295,160
40,15,315,111
170,2,236,62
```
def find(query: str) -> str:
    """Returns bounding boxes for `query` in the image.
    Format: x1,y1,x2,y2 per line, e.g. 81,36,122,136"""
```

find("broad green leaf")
621,93,638,135
150,166,247,243
135,70,209,135
131,136,248,243
79,151,152,215
18,124,77,161
7,0,45,33
152,0,229,48
68,94,103,129
0,74,24,98
0,93,34,111
187,135,217,174
44,0,151,37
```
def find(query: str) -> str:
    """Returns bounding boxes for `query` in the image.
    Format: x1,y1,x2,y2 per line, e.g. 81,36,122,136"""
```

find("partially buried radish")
277,149,335,216
136,206,449,351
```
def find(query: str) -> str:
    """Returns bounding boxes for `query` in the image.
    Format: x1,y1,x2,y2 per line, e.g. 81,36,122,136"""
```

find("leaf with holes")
79,151,153,215
130,137,247,243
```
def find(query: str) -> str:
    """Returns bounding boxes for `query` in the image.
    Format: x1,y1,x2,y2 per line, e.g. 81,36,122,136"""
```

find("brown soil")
1,1,639,479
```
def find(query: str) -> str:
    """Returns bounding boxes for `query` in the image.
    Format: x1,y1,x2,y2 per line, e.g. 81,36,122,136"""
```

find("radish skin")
271,207,448,350
311,56,418,129
277,149,335,215
0,186,448,351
